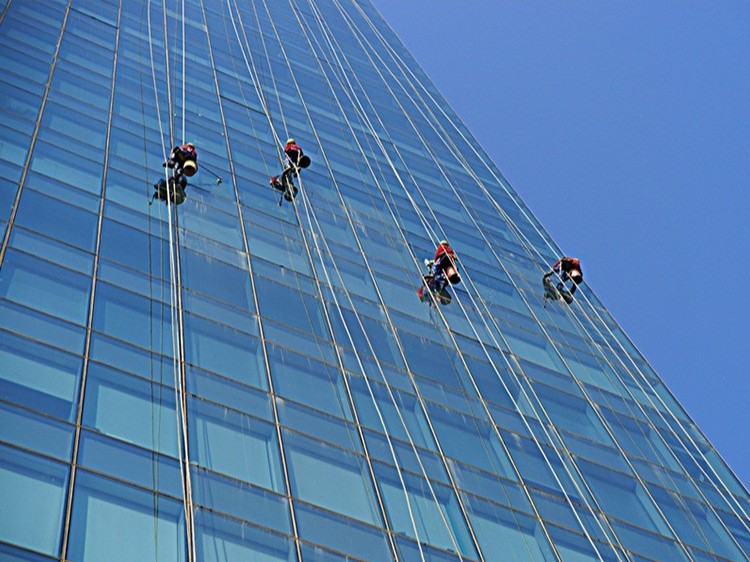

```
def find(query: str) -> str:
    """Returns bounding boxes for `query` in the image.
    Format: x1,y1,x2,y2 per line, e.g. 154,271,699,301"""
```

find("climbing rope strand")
181,0,186,143
139,2,164,557
147,1,196,559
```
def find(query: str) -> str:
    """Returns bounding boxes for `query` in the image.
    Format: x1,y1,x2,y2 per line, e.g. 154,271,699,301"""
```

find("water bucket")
182,159,197,177
444,264,461,285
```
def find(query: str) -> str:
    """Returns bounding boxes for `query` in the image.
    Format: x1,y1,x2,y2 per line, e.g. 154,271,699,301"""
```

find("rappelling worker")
269,138,310,204
427,240,460,285
164,142,198,177
283,138,304,168
543,256,583,304
152,172,188,205
418,240,460,306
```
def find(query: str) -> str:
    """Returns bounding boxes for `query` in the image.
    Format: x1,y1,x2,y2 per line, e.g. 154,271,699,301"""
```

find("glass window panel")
23,177,100,216
77,431,182,498
0,444,68,557
68,471,185,562
263,318,339,366
255,275,328,338
192,469,290,535
294,501,392,562
0,542,57,561
0,125,31,167
579,459,670,537
0,177,18,222
503,436,576,499
533,383,609,443
195,509,295,562
29,140,103,194
395,537,467,562
277,399,361,453
299,543,363,562
375,463,477,558
397,330,464,390
182,290,257,334
187,366,271,415
9,226,94,274
189,398,284,492
328,307,402,369
350,377,435,451
463,494,555,562
40,97,108,149
284,432,381,526
0,330,82,421
0,299,86,354
363,430,449,485
0,402,73,461
0,249,91,325
504,326,565,373
97,259,171,301
50,68,110,111
452,462,532,515
530,490,609,545
183,313,265,385
180,247,252,309
428,403,514,479
82,363,178,457
92,282,172,354
245,221,312,275
99,218,171,276
610,519,689,562
268,344,352,420
88,334,172,383
0,82,42,136
180,206,243,249
544,525,609,562
647,485,744,561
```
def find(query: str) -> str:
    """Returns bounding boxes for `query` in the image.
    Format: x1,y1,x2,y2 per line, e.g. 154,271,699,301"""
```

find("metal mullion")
0,0,73,270
59,0,123,559
253,0,404,556
196,1,305,559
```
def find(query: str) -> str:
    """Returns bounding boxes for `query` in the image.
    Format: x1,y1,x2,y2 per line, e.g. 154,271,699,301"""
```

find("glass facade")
0,0,748,561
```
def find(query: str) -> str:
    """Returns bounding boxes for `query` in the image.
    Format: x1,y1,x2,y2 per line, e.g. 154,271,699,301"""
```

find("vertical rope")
147,1,195,558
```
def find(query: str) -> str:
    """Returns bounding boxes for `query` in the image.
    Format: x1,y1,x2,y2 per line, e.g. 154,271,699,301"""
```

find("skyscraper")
0,0,748,560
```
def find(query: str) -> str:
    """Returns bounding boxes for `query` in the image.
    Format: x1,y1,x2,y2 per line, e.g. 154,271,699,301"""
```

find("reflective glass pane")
0,249,91,325
189,398,284,492
0,445,68,557
284,432,381,526
68,471,185,562
0,330,82,420
195,509,295,562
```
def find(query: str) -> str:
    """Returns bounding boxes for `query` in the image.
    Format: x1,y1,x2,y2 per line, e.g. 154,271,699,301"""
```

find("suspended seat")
153,177,187,205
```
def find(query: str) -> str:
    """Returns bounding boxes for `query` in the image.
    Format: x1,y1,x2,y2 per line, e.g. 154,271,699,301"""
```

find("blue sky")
372,1,750,487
